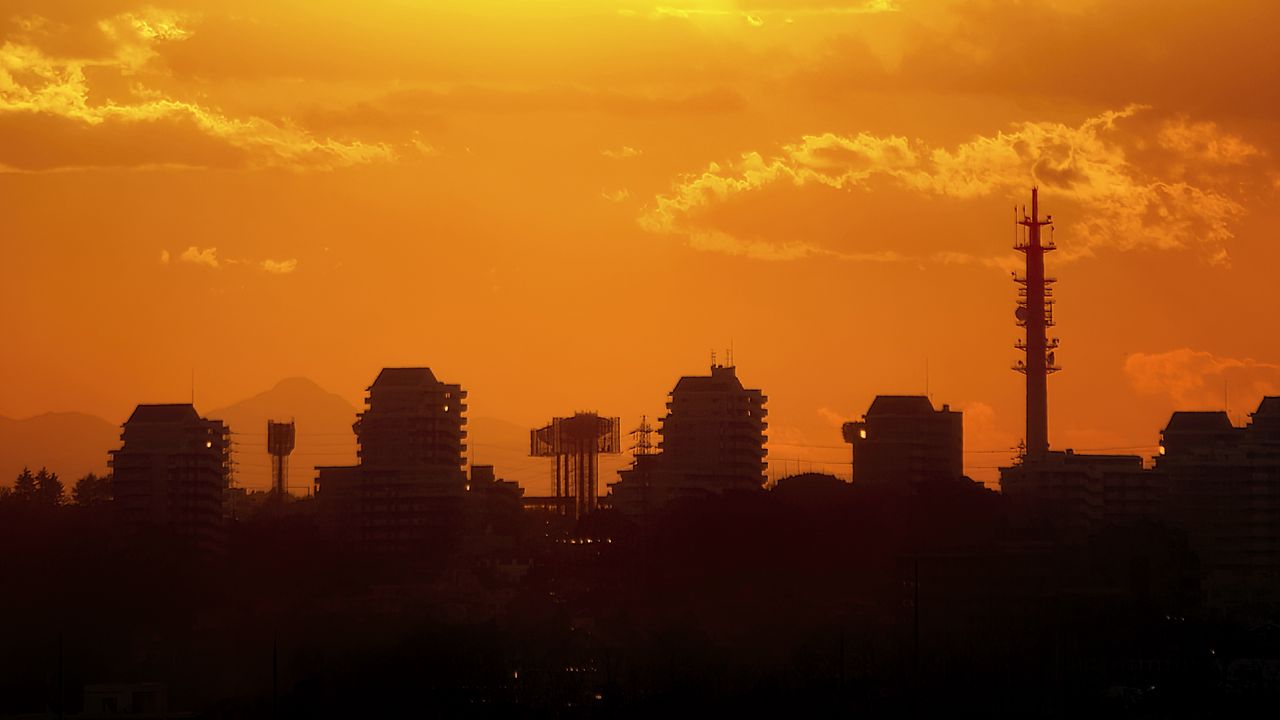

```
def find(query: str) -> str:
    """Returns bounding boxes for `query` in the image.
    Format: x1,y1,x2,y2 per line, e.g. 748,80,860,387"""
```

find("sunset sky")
3,0,1279,487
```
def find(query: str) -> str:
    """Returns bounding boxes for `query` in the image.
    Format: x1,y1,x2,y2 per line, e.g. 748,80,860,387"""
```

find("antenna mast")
1012,187,1059,460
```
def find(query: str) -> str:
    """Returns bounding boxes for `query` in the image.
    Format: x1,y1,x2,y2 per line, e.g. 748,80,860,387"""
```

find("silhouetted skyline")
3,2,1280,715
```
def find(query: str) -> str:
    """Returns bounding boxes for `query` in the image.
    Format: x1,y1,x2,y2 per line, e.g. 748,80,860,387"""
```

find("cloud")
1157,116,1262,166
1124,348,1280,408
159,249,170,264
601,188,630,202
0,11,395,171
179,246,219,268
603,145,642,159
261,258,298,274
645,1,898,24
643,106,1254,263
816,406,847,428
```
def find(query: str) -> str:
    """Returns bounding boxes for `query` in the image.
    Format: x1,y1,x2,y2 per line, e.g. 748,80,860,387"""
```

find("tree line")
0,468,112,508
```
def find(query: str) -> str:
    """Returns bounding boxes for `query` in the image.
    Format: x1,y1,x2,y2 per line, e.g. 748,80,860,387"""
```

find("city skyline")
4,1,1280,491
4,3,1280,714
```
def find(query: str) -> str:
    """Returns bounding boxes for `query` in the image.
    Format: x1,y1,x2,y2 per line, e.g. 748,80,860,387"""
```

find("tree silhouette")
12,467,37,502
34,468,64,507
72,473,113,507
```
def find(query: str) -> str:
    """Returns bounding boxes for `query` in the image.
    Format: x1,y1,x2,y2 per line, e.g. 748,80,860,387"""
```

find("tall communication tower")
530,412,620,519
1012,187,1059,460
266,420,296,498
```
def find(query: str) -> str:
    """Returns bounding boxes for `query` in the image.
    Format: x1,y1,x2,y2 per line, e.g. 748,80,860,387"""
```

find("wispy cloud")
261,258,298,274
179,246,219,269
643,106,1254,263
643,1,899,25
1125,348,1280,408
603,145,643,159
0,10,394,171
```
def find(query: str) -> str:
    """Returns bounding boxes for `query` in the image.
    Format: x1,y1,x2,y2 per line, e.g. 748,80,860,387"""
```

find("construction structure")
109,404,231,552
1013,187,1059,460
842,396,963,486
266,419,296,498
530,412,620,519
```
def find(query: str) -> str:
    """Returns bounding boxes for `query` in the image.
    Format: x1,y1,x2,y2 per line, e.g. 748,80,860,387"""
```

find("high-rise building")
315,367,468,553
1157,400,1280,604
841,396,963,486
1000,450,1154,538
109,404,231,552
609,363,766,514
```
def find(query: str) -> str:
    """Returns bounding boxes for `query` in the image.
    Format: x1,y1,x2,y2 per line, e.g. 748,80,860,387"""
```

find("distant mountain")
0,412,117,486
208,377,360,493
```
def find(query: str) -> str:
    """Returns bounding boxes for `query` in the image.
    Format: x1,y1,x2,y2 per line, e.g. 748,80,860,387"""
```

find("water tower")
267,420,296,497
530,412,620,519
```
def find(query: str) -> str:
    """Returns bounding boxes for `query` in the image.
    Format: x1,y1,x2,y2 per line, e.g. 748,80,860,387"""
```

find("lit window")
444,405,450,412
206,441,213,448
1158,445,1166,456
859,429,867,439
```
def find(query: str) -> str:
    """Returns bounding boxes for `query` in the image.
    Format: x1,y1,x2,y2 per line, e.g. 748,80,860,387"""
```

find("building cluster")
96,188,1280,604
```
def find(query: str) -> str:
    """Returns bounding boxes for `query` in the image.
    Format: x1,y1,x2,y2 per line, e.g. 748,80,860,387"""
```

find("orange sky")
3,0,1279,487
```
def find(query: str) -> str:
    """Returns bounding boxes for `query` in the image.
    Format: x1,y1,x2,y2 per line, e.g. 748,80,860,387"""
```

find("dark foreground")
2,479,1278,718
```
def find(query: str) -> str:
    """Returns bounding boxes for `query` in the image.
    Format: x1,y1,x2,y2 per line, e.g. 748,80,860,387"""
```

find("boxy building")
109,404,231,552
842,395,963,486
316,367,468,554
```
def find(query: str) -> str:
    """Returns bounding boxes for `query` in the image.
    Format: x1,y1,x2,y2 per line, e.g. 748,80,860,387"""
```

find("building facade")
1157,400,1280,604
109,404,231,552
842,395,963,486
609,364,767,514
316,367,468,553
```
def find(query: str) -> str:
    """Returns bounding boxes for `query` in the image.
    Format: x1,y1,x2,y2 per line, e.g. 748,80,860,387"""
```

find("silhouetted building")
530,413,621,519
1000,450,1155,538
108,404,231,552
1157,400,1280,604
315,367,468,553
842,395,963,485
609,363,766,514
